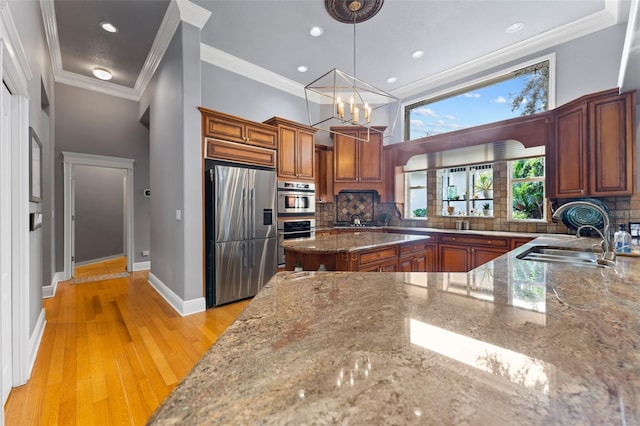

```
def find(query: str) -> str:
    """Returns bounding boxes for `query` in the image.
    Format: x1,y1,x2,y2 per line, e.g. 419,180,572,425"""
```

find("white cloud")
415,108,438,118
463,93,481,98
410,119,425,128
494,96,507,103
445,115,456,121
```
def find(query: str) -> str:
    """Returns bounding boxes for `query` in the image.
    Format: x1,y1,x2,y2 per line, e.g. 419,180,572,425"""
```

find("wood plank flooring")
3,259,250,425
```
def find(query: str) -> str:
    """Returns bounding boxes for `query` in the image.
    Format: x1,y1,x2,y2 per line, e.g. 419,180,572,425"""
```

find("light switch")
176,209,182,221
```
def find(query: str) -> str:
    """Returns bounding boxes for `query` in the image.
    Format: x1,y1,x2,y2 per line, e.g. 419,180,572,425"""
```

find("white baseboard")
133,261,150,271
42,271,65,298
147,272,205,316
28,308,46,379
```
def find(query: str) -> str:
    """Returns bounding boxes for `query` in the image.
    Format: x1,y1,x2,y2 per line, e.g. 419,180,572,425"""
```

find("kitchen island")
148,234,640,425
281,231,432,272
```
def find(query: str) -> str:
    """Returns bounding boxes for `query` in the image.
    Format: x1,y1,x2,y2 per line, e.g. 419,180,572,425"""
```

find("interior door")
1,82,13,405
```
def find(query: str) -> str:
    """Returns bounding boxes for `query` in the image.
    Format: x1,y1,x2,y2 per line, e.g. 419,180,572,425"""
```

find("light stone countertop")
320,224,541,239
148,234,640,425
281,231,431,254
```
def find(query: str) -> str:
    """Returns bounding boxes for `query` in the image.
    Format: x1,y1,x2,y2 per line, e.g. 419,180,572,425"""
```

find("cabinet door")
334,132,359,181
425,244,438,272
204,114,245,143
553,103,588,197
296,130,315,179
439,244,469,272
413,254,427,272
277,126,297,179
359,132,383,182
589,94,634,195
399,257,413,272
471,247,506,269
381,261,398,272
245,125,277,149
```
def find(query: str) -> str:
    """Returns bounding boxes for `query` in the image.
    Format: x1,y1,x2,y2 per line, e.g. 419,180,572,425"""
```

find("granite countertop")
149,235,640,425
281,231,431,254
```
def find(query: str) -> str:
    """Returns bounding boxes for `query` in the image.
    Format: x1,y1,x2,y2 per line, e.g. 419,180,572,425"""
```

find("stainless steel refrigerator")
204,161,277,307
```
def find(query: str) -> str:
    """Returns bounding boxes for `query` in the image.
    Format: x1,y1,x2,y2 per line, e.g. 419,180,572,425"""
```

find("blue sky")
408,74,542,139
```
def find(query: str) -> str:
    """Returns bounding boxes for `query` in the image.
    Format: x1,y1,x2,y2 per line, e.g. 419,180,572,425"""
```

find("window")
441,164,493,216
405,170,427,219
405,59,551,140
509,157,545,220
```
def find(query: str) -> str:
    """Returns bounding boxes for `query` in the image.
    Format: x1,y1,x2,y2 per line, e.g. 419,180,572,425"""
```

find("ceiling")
43,0,640,102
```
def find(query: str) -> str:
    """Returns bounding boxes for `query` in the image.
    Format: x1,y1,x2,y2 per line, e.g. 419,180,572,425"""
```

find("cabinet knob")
580,189,585,194
487,240,492,244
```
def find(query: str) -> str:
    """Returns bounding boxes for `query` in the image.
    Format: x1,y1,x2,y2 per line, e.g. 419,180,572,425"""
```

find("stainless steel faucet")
552,200,615,264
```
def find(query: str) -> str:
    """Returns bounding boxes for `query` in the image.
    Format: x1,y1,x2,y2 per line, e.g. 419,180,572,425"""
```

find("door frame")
62,152,134,279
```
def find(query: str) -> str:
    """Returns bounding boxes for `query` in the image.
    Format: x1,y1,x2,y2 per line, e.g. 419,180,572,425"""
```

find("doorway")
62,153,134,281
72,165,127,279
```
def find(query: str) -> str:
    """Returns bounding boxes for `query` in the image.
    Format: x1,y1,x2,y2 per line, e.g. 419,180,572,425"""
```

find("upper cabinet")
332,126,386,196
201,108,277,149
547,89,636,198
264,117,317,182
199,108,278,168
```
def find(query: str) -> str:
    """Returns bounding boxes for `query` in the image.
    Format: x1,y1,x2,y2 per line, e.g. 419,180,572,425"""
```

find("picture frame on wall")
29,127,42,203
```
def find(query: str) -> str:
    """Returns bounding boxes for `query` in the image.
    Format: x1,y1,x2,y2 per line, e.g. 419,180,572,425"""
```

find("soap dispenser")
614,223,632,253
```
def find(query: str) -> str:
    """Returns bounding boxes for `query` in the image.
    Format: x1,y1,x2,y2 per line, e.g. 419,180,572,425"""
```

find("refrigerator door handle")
250,188,255,239
242,188,246,240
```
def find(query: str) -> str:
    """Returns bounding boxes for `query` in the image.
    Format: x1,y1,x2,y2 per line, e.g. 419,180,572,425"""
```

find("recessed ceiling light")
92,67,112,80
411,50,424,59
310,26,323,37
297,65,308,73
386,77,398,84
506,22,524,33
100,21,118,33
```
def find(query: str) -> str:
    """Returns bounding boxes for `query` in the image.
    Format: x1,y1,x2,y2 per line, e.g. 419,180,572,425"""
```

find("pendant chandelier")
305,0,400,142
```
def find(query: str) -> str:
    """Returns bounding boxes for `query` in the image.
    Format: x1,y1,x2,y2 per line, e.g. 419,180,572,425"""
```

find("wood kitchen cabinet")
331,126,386,196
200,108,277,149
399,241,432,272
315,144,334,203
548,88,636,198
438,234,509,272
199,108,277,168
264,117,317,182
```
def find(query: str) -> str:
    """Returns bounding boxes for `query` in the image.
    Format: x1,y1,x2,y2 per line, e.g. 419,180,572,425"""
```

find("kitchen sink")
517,245,612,268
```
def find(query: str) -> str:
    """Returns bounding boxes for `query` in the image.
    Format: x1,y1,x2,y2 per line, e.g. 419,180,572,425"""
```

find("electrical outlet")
176,209,182,221
141,250,150,256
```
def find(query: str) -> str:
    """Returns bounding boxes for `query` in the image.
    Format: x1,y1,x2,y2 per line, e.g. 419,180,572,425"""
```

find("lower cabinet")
399,241,435,272
439,234,509,272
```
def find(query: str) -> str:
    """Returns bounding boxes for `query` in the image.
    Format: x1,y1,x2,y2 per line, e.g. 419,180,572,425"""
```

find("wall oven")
277,181,316,216
277,218,316,267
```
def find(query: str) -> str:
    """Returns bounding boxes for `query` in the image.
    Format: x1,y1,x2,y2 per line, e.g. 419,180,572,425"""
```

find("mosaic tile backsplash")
336,192,375,223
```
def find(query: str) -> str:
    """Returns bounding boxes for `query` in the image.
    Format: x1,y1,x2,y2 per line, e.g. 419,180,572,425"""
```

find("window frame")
404,169,428,220
402,53,556,141
508,157,547,222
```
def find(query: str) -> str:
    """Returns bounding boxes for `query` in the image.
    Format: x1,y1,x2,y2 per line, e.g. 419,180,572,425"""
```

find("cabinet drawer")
205,138,276,168
400,242,427,255
439,234,508,248
359,247,397,265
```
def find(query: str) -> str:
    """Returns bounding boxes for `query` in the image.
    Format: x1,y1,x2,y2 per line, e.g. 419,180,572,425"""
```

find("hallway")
3,269,249,425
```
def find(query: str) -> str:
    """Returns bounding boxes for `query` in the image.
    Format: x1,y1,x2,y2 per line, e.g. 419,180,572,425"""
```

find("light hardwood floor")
3,258,250,425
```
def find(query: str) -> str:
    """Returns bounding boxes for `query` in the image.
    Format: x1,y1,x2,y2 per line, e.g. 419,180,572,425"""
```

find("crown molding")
200,42,308,100
176,0,211,29
41,0,211,101
0,0,32,95
391,7,619,99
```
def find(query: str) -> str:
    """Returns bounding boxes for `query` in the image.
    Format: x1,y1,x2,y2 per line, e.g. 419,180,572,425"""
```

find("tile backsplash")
315,159,640,238
335,192,375,223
